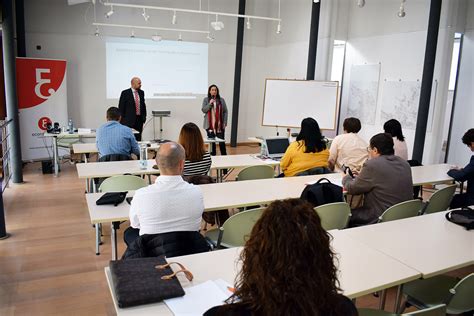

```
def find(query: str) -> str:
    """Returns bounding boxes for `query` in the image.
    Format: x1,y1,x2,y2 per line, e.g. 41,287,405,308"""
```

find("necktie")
134,90,140,115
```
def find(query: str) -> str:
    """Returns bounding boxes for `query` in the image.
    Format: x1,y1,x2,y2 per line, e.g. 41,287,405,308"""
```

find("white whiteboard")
262,79,339,129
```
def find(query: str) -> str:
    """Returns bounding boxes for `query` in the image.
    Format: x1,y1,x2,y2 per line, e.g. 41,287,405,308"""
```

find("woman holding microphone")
202,84,228,156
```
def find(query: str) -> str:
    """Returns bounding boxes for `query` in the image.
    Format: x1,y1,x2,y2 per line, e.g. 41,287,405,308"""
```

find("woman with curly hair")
204,198,357,316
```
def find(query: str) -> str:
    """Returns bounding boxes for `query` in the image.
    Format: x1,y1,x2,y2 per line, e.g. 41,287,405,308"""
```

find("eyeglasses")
367,146,372,153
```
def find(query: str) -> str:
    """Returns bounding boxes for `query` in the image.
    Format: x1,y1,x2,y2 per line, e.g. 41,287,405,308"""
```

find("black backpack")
300,178,344,207
445,208,474,230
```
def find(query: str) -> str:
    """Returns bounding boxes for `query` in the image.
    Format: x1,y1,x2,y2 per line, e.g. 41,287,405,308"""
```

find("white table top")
410,164,453,185
73,139,226,155
86,164,454,224
344,211,474,278
77,160,159,179
44,131,97,138
105,233,420,315
76,154,279,179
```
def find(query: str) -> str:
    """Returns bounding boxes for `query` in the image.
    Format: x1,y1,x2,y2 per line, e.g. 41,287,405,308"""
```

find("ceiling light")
94,26,100,36
178,33,183,41
357,0,365,7
142,8,150,22
130,30,135,38
246,18,251,30
206,34,215,42
152,34,163,42
398,0,406,17
276,22,281,34
211,15,224,31
172,11,177,25
105,6,114,18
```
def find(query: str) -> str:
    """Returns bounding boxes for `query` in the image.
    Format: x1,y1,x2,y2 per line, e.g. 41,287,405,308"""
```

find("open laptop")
264,137,290,160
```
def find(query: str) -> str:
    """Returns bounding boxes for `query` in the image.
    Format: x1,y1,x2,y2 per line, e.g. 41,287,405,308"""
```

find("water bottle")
260,141,267,157
68,118,74,134
139,143,148,169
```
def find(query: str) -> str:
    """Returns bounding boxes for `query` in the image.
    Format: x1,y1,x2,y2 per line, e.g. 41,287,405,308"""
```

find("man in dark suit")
118,77,147,141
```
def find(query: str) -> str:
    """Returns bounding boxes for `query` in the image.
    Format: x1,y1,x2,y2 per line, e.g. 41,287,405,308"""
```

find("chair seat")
404,275,458,308
358,308,396,316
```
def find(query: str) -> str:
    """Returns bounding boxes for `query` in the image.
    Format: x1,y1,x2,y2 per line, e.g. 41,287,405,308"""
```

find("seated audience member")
448,128,474,209
178,122,212,177
328,117,368,173
96,106,140,159
204,198,357,316
280,117,329,177
342,133,413,226
124,142,204,245
383,119,408,160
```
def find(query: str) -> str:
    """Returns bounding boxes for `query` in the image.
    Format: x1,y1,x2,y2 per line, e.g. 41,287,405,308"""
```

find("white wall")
337,0,469,165
24,0,320,143
447,0,474,166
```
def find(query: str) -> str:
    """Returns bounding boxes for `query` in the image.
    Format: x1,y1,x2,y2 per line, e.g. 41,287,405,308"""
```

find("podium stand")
152,110,171,142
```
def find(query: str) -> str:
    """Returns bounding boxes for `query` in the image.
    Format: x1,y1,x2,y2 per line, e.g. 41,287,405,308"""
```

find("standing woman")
383,119,408,160
178,122,212,177
202,84,228,156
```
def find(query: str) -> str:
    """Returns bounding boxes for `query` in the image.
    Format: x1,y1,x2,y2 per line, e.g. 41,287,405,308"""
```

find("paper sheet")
164,279,233,316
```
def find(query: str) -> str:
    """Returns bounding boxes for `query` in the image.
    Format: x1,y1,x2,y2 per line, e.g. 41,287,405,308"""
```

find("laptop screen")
265,138,290,157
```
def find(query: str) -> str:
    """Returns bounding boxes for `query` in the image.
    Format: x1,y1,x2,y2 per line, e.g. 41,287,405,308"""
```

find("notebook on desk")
264,137,290,160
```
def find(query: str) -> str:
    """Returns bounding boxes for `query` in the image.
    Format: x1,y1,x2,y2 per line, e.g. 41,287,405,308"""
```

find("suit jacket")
118,88,147,128
342,154,413,224
448,155,474,195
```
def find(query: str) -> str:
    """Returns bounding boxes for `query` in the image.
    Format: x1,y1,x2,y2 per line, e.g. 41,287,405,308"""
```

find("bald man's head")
131,77,142,90
156,142,185,175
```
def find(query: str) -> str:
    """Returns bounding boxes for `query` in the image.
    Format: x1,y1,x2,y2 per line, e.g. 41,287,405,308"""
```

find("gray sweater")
342,154,413,224
201,97,228,130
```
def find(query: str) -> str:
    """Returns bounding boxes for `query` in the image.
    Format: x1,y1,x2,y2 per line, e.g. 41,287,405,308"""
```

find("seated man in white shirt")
124,142,204,245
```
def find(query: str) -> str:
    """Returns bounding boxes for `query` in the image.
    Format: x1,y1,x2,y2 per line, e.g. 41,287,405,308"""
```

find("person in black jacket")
448,128,474,209
118,77,147,141
204,199,357,316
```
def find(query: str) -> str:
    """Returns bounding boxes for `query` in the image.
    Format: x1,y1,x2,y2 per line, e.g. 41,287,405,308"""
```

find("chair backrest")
296,167,331,176
99,175,147,192
378,199,423,223
423,184,457,214
314,202,351,230
403,304,446,316
218,208,265,247
236,165,275,181
445,273,474,314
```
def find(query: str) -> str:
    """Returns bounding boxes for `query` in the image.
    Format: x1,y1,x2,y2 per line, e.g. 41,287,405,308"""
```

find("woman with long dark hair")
280,117,329,176
383,119,408,160
202,84,228,156
204,198,357,316
178,122,212,177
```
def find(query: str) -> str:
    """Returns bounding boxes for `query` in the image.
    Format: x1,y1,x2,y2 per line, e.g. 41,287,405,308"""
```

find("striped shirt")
183,152,212,176
96,121,140,158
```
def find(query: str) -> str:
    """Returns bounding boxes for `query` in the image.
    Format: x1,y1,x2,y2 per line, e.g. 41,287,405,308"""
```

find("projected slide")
106,38,208,99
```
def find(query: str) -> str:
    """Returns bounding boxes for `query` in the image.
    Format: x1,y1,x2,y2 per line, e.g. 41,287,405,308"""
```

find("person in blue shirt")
96,107,140,159
448,128,474,209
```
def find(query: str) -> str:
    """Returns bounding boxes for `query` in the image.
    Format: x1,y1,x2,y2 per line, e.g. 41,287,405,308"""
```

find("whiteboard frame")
261,78,340,130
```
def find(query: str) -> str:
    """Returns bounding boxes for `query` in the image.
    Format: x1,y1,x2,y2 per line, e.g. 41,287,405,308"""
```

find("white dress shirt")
129,175,204,235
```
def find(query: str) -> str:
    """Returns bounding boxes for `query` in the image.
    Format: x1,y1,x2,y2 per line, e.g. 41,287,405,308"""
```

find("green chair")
99,175,147,192
205,207,265,248
314,202,351,230
402,273,474,315
358,304,446,316
422,184,456,214
378,199,423,223
235,165,275,181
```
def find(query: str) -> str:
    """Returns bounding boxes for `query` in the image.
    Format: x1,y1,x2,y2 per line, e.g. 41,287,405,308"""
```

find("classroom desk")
77,154,280,191
86,164,454,259
104,232,421,315
72,138,225,160
44,131,97,176
344,211,474,279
